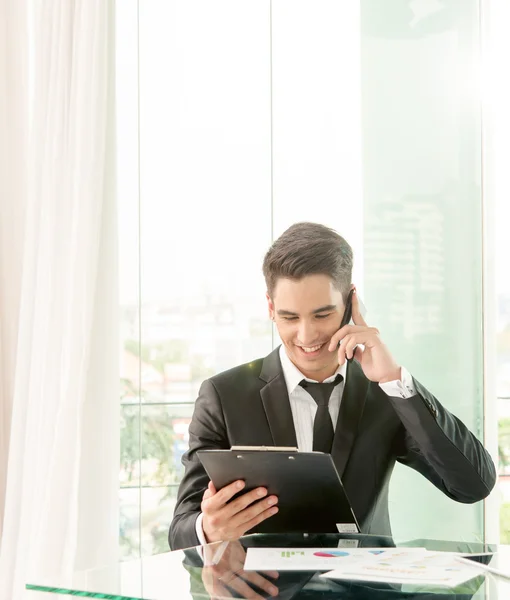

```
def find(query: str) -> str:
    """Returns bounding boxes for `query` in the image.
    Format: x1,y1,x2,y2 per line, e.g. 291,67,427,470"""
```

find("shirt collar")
279,345,347,395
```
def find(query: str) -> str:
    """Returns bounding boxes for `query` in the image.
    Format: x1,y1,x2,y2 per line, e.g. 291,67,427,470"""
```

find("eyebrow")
277,305,336,317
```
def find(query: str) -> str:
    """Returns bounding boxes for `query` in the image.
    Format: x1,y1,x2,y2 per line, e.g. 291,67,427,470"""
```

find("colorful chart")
313,551,351,558
313,549,387,558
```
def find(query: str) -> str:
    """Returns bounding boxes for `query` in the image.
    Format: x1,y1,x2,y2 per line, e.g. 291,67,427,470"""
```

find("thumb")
208,480,217,495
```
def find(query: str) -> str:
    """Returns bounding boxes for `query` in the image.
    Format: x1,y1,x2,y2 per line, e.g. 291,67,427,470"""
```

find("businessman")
169,222,496,550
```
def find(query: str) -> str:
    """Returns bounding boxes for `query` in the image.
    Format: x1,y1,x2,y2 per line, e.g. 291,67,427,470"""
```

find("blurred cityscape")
119,296,272,557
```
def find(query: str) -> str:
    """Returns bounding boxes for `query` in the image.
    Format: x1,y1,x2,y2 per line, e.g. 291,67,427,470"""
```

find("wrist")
379,367,401,384
202,524,213,544
202,520,220,544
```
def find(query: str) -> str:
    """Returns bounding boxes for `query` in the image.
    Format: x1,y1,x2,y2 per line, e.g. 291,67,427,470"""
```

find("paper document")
244,547,426,572
321,550,490,588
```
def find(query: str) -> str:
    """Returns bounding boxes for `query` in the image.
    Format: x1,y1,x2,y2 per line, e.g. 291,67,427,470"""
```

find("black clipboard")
197,447,359,534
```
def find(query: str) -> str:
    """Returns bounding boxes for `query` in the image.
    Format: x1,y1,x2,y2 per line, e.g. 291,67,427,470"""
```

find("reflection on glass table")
26,533,510,599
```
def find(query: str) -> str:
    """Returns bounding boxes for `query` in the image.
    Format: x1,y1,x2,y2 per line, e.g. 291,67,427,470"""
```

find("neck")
296,362,339,383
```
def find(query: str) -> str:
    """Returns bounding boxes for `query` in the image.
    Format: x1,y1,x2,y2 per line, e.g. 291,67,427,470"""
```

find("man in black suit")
169,222,496,551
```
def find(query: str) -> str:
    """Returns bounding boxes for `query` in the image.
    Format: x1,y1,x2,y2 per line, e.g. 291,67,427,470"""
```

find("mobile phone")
337,289,355,361
339,289,354,329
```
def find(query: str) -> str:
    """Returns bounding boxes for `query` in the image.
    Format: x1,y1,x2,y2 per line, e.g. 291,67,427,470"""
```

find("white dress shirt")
278,345,416,451
195,347,416,544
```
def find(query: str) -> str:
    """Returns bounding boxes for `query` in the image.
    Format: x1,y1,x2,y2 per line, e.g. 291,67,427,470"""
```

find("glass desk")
26,533,510,599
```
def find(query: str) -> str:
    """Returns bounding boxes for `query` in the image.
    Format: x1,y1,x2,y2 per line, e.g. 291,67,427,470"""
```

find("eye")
315,313,332,320
282,316,298,321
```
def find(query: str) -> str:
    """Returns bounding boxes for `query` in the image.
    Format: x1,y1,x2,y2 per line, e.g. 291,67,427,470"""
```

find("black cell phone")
339,289,354,329
337,289,355,361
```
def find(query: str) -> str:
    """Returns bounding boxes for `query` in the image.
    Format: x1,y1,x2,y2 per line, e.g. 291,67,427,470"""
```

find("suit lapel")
331,360,369,478
259,348,298,448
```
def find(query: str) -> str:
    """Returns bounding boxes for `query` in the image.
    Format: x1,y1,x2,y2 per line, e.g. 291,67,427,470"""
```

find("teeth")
301,344,322,353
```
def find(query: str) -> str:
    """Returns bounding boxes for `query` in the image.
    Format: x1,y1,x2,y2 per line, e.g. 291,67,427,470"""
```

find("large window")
488,2,510,545
117,0,495,558
117,0,273,558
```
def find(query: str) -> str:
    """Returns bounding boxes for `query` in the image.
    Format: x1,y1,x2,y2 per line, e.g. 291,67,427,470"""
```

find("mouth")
295,343,326,358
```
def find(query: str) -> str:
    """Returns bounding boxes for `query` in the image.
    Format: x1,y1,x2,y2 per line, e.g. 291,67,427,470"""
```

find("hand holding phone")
339,289,354,330
337,289,355,362
328,289,401,383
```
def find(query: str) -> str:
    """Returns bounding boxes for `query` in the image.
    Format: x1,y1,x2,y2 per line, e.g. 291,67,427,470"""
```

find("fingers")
353,345,364,363
202,485,279,542
230,495,278,530
238,568,279,596
224,487,270,519
205,541,279,599
240,571,279,597
351,289,368,327
344,335,359,361
210,581,233,600
337,334,358,365
211,568,279,600
328,325,352,352
336,328,380,362
219,572,267,600
328,325,370,352
203,480,245,511
260,571,279,580
235,504,279,536
205,579,233,600
218,503,279,542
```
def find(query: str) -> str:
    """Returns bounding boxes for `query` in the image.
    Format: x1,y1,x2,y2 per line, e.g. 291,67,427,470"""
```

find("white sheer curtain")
0,1,118,598
0,0,28,544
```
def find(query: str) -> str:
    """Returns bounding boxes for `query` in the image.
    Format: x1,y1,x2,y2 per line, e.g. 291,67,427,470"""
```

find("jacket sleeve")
384,377,496,503
168,379,229,550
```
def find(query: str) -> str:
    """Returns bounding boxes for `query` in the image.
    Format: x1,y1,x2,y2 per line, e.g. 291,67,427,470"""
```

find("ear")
266,292,275,320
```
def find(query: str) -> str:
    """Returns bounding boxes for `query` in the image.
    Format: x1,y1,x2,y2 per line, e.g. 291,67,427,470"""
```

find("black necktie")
299,374,343,454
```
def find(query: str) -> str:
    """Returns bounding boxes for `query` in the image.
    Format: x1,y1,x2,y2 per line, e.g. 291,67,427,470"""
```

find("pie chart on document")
313,550,386,558
313,551,351,558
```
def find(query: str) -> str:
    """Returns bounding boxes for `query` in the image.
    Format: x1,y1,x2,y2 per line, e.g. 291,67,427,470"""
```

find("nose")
296,320,320,346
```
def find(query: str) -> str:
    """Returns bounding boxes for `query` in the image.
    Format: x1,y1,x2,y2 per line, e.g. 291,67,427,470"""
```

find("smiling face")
267,274,346,382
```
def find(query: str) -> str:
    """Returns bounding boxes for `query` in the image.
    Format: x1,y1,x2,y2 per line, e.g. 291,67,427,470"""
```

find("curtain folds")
0,1,118,598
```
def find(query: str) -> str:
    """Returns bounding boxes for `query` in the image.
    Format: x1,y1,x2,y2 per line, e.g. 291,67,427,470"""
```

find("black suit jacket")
169,347,496,550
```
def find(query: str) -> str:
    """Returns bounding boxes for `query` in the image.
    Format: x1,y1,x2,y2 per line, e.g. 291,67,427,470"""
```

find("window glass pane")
138,0,272,377
141,487,179,557
141,405,194,487
271,0,363,265
118,0,490,555
120,486,179,559
360,0,484,542
491,2,510,545
119,487,140,560
120,405,141,488
136,0,272,555
117,0,140,557
272,0,485,542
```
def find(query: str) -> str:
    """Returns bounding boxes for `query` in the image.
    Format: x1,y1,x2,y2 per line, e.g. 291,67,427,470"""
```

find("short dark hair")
262,222,353,300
